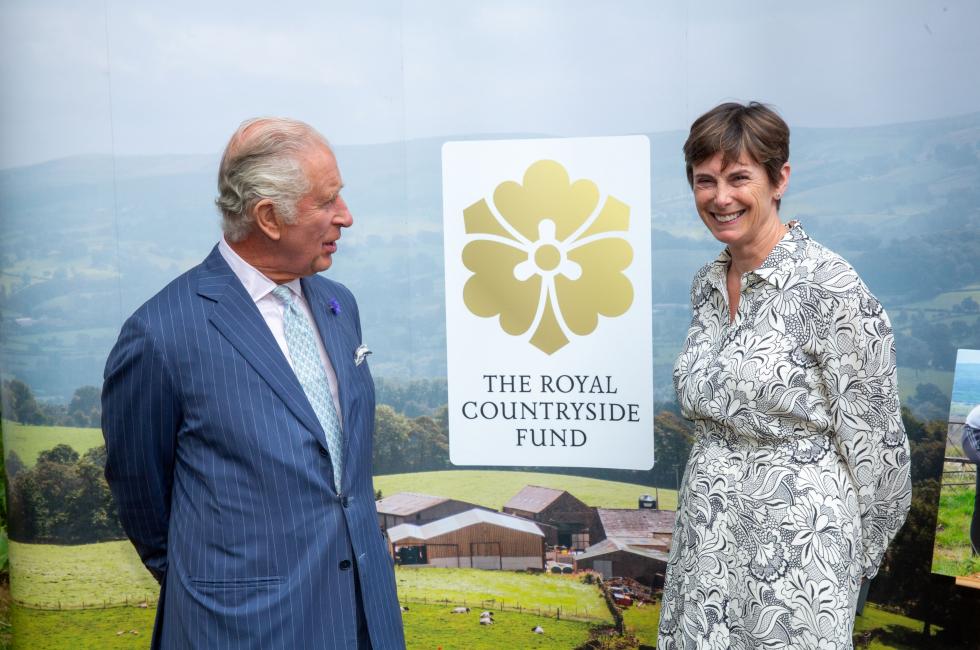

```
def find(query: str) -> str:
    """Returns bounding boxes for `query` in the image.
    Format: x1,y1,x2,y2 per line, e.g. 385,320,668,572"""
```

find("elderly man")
102,117,405,649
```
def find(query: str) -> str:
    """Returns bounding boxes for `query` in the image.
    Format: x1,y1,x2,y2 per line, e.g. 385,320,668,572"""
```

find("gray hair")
215,117,330,242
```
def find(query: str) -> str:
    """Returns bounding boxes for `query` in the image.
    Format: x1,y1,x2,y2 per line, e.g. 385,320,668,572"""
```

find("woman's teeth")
713,210,745,223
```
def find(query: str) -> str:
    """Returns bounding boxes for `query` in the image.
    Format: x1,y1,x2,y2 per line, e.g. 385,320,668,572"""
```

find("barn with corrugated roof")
502,485,596,550
375,492,492,530
590,507,675,550
576,506,676,586
387,508,546,570
574,538,669,586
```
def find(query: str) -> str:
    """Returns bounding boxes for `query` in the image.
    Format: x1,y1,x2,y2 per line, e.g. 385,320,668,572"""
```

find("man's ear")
253,199,283,241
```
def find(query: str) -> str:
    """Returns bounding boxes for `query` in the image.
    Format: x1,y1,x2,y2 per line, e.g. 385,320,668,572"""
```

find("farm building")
574,538,669,587
375,491,492,530
502,485,595,550
387,508,546,570
590,507,675,550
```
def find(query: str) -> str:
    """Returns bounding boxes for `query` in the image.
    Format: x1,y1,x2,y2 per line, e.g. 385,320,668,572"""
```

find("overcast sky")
2,0,979,167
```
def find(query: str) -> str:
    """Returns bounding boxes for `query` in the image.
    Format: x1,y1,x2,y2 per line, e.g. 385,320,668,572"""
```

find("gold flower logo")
461,159,634,354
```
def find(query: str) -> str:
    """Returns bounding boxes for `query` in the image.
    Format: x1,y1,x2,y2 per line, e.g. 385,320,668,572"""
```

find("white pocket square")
354,344,372,366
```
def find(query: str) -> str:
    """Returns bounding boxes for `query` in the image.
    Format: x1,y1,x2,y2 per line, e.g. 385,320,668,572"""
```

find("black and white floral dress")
658,224,911,650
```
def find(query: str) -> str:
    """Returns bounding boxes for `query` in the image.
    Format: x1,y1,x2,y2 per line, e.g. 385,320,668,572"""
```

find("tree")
68,385,102,428
82,445,108,469
905,383,952,423
7,444,124,544
4,451,26,480
373,405,411,474
2,379,46,425
649,410,695,490
406,415,449,472
37,444,79,465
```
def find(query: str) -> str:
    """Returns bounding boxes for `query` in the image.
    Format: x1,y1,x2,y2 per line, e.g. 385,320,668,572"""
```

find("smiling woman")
658,102,913,650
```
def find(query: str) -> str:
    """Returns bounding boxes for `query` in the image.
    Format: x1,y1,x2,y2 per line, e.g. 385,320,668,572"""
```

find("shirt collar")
706,221,809,291
218,237,303,303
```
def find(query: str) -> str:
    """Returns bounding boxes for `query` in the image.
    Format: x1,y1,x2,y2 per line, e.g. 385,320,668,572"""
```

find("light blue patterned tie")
272,285,343,491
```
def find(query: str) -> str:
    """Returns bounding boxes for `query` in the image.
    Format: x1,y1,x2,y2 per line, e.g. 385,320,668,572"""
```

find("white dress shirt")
967,404,980,430
218,238,343,426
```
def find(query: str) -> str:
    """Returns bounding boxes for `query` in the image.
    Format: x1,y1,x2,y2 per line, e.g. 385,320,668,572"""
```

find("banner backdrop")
2,1,980,648
443,137,653,468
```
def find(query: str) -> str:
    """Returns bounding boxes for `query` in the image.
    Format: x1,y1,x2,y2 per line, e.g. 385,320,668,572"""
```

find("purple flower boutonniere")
328,298,342,315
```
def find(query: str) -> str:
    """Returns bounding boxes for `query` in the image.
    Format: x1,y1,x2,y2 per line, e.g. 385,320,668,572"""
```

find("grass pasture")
9,541,158,608
375,470,676,511
11,601,592,650
622,601,661,647
896,367,954,403
2,421,104,467
617,601,933,650
403,602,593,649
853,604,941,649
11,603,156,650
394,567,612,623
931,468,980,578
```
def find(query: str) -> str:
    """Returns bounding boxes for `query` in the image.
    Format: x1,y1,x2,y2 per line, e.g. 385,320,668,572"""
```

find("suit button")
318,447,328,457
342,496,350,508
339,559,352,571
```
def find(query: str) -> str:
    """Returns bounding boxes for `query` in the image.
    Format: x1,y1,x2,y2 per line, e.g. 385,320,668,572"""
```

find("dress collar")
706,220,808,292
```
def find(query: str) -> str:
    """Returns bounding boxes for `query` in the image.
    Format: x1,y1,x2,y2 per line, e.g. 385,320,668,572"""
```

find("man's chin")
312,256,333,273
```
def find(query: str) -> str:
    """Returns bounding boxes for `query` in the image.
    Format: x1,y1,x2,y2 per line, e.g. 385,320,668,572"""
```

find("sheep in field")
451,606,470,614
532,626,544,634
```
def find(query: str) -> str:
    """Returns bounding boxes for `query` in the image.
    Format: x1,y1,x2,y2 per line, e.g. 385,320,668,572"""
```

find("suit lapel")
302,277,358,490
197,247,326,442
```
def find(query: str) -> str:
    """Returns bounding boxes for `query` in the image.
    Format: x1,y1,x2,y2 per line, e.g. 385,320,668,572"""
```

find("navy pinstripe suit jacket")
102,246,405,649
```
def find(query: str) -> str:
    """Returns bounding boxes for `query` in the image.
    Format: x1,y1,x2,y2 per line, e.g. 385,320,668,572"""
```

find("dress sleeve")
820,287,912,579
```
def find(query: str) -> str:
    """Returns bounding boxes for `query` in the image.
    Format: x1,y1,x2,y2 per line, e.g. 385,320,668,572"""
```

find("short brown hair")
683,102,789,193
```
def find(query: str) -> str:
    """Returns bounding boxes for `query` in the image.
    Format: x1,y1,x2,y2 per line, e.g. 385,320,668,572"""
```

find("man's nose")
335,196,353,227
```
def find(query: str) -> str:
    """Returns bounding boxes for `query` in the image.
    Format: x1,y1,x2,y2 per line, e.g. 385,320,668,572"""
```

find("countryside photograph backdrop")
2,1,980,647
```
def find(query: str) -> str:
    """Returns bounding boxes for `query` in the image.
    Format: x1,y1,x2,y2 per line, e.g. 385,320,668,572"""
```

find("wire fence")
15,592,608,624
13,594,157,612
943,456,977,488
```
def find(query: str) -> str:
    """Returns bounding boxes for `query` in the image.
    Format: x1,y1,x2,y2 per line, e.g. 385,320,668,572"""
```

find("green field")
622,602,660,646
395,567,611,623
375,470,676,511
9,541,158,608
403,602,593,649
2,421,104,467
11,604,156,650
896,367,954,403
10,602,592,650
900,288,980,311
6,540,938,649
931,474,980,578
853,604,941,649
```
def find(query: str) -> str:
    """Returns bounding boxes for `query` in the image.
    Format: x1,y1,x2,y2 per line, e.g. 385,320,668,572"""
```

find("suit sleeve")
101,314,181,583
821,289,911,579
